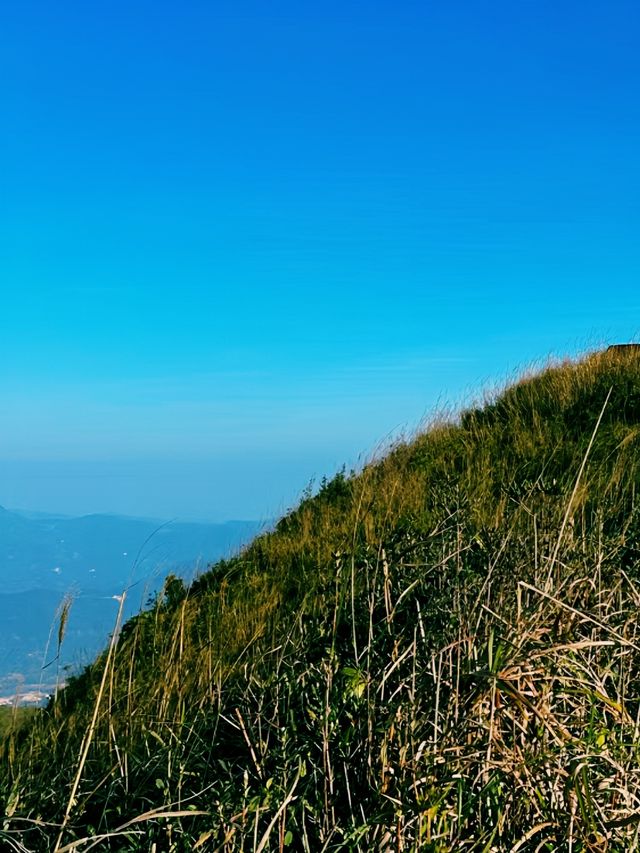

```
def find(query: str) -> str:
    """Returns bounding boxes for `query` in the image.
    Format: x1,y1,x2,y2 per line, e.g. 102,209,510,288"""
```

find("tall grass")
4,348,640,850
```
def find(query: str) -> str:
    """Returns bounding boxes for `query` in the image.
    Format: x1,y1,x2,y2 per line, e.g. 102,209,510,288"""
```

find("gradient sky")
1,0,639,521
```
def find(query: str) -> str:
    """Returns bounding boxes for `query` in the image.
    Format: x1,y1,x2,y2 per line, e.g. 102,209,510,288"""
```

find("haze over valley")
0,506,260,701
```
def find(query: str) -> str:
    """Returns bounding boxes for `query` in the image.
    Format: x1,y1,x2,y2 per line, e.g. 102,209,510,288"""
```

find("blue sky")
1,1,639,521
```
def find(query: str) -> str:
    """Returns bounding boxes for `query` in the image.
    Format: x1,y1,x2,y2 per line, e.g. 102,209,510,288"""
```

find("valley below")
0,507,261,702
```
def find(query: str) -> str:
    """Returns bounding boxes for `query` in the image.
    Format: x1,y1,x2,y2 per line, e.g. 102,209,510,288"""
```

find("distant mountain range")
0,506,262,699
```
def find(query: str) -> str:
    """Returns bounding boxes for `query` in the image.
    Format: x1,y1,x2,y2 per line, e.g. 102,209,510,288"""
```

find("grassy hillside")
4,348,640,851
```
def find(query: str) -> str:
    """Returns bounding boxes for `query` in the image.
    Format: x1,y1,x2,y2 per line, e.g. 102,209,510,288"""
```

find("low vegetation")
0,706,37,740
3,348,640,851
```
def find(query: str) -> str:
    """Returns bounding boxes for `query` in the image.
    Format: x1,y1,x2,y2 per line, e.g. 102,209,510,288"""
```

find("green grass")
0,706,37,740
4,348,640,850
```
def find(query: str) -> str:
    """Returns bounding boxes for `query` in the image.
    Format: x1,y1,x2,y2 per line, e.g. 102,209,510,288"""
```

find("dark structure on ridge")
607,344,640,353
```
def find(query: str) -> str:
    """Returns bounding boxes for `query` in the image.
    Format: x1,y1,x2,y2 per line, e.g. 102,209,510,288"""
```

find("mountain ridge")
0,509,262,699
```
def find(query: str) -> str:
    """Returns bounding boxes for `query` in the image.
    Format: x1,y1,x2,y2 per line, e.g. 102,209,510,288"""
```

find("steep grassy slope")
4,349,640,851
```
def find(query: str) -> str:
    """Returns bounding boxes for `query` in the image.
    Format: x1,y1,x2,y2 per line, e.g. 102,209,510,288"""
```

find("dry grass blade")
519,581,640,653
53,591,128,853
56,809,210,852
254,764,302,853
544,385,612,591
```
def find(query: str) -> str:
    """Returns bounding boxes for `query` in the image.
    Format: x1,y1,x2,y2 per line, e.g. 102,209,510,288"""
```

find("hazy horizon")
2,1,639,522
0,343,633,522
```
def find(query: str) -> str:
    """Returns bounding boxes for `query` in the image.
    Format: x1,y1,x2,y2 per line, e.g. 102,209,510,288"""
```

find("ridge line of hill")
3,348,640,851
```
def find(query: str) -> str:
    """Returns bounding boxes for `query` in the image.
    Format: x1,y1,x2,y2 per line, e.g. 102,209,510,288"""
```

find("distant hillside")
4,349,640,851
0,510,261,698
0,507,261,594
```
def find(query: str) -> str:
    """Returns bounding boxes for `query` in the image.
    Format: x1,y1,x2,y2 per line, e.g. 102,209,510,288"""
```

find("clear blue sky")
1,1,639,521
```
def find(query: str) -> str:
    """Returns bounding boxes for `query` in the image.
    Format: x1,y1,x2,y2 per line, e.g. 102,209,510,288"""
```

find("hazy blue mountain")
0,507,262,699
0,588,120,700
